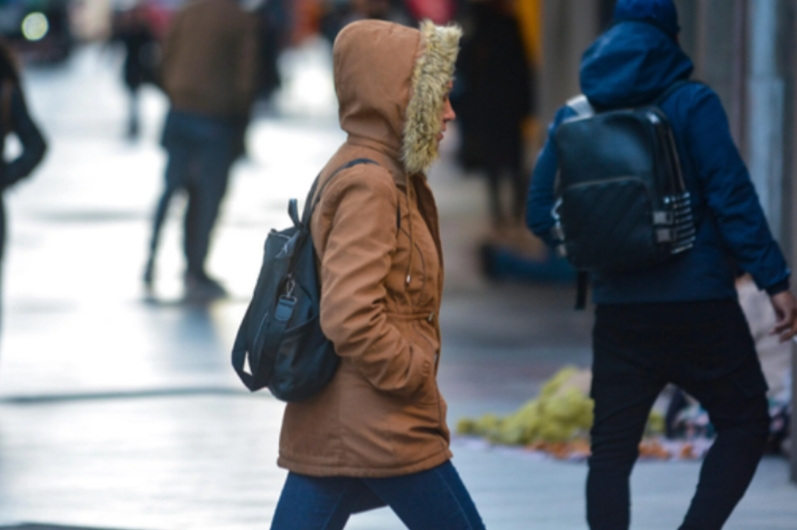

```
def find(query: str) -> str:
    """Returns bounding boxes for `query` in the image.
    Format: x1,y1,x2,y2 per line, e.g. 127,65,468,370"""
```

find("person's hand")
770,290,797,342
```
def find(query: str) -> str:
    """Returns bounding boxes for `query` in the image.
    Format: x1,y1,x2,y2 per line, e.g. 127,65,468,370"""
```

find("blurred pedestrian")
0,39,47,330
453,0,533,229
269,20,485,530
526,1,797,529
405,0,456,24
253,0,288,103
145,0,258,301
110,5,160,139
319,0,400,44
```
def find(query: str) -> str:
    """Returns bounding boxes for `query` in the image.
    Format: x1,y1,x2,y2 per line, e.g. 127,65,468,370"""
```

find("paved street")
0,43,794,529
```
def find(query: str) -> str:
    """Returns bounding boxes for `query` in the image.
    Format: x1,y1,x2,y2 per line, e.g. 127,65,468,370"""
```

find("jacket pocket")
410,320,440,406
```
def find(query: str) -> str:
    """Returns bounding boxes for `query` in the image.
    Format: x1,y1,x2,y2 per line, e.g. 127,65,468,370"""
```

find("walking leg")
676,346,769,529
144,143,189,289
270,472,366,530
587,312,665,530
184,132,233,281
364,460,485,530
127,87,140,139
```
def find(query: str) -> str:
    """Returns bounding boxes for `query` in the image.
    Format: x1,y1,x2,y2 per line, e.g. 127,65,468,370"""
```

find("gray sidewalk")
0,44,794,529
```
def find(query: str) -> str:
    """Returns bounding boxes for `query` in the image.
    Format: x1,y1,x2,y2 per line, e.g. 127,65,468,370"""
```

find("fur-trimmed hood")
332,19,461,175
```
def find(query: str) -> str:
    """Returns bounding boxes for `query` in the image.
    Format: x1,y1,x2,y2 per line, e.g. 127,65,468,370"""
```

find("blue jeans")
271,461,485,530
151,110,236,278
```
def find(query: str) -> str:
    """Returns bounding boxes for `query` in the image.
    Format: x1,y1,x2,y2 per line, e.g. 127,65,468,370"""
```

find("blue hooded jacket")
526,0,790,304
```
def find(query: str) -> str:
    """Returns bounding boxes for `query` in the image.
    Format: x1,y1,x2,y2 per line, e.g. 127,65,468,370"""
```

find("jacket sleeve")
526,106,572,247
317,169,430,398
685,86,790,293
3,86,46,189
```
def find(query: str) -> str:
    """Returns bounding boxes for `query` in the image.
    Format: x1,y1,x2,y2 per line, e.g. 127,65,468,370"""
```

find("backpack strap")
300,158,378,225
231,303,258,390
566,95,595,118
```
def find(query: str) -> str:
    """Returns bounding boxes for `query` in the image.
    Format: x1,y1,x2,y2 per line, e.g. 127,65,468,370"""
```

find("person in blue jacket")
526,1,797,529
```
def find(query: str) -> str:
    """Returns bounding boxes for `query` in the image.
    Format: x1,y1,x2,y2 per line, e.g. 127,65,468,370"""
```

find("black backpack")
231,158,377,400
551,82,696,277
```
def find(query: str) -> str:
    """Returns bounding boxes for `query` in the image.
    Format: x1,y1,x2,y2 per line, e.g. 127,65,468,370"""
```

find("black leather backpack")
231,158,377,401
551,81,696,278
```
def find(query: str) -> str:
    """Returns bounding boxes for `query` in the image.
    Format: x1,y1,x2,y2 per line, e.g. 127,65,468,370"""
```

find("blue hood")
579,21,693,108
614,0,680,37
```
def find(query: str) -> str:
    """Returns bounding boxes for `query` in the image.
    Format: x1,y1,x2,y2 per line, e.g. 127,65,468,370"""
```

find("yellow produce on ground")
457,366,665,447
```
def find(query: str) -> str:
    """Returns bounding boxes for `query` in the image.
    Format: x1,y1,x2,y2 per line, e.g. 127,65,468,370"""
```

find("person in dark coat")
111,6,159,139
526,1,797,529
454,0,532,228
0,39,47,330
253,0,286,102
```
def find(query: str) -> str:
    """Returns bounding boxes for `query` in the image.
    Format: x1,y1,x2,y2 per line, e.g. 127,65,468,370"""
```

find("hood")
613,0,680,38
332,20,461,175
579,21,693,108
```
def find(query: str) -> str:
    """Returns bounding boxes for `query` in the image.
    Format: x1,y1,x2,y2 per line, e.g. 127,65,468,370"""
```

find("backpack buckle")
284,277,296,299
656,229,673,243
653,211,673,225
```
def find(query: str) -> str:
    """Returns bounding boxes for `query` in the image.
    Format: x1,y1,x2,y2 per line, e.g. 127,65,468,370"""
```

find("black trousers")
588,300,770,530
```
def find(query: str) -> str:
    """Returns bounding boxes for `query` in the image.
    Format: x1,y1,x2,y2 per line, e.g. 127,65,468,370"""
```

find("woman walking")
270,19,485,530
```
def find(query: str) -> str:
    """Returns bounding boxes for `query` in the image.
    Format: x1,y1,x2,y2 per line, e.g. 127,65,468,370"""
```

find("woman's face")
437,81,456,145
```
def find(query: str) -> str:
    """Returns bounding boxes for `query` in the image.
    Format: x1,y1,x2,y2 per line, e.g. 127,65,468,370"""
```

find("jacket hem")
277,447,452,478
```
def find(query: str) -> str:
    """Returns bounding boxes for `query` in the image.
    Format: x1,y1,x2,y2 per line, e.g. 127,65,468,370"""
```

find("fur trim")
402,20,462,174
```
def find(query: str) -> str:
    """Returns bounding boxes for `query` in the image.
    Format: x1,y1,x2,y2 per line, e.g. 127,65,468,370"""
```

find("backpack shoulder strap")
566,95,595,118
300,158,378,225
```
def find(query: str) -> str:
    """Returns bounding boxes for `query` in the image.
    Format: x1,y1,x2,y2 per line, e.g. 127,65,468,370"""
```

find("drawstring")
405,175,415,286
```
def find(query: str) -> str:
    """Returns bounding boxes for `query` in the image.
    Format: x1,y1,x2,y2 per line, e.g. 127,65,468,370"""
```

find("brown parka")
277,20,462,478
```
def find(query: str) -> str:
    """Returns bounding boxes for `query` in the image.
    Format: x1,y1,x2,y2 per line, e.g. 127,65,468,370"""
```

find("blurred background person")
0,37,46,333
453,0,533,231
405,0,456,24
144,0,258,301
253,0,289,104
110,3,161,139
318,0,409,44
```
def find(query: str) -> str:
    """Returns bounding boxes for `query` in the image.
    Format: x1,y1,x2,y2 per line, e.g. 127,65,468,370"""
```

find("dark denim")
588,300,770,530
270,461,485,530
152,109,236,277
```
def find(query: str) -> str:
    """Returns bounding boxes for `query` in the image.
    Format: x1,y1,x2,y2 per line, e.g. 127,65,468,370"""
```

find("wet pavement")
0,43,794,529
